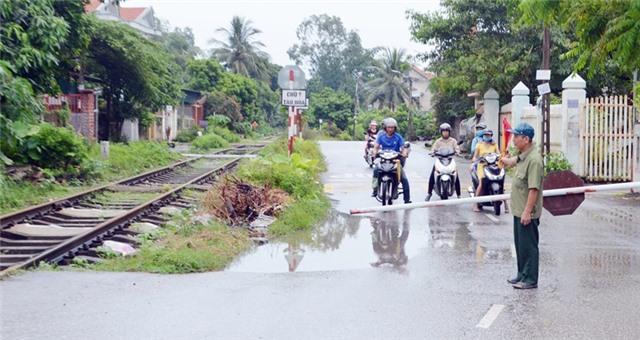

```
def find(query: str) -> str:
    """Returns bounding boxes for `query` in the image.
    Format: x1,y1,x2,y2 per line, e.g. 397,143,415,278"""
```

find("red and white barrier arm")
349,182,640,215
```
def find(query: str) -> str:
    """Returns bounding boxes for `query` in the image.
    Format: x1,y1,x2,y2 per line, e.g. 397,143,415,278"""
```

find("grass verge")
0,141,183,215
91,137,330,273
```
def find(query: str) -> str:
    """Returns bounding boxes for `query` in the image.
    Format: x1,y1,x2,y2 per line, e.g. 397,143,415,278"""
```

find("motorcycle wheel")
381,181,389,206
493,200,501,216
440,182,449,200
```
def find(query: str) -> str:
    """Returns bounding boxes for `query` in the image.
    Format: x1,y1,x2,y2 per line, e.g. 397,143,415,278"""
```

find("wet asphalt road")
1,141,640,339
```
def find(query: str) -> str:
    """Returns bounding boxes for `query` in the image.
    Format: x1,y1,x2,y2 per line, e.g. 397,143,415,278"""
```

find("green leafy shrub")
191,133,229,151
237,139,326,198
544,151,572,175
214,127,241,143
7,123,90,175
174,125,203,143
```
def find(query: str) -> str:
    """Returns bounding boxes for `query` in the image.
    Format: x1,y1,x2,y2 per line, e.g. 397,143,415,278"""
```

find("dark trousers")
513,216,540,285
427,166,461,196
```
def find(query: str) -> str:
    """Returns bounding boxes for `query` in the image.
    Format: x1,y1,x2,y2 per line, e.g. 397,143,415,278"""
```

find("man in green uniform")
501,122,544,289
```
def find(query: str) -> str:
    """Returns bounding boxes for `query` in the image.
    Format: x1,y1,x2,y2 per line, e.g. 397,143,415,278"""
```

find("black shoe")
404,200,412,204
513,282,538,289
425,194,432,202
507,278,520,284
371,190,377,197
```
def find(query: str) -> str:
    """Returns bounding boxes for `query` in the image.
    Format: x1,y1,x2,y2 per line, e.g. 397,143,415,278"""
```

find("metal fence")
580,95,635,182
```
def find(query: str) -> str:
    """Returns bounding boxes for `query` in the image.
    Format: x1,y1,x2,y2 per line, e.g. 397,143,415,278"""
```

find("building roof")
85,0,102,12
410,64,436,80
119,7,146,21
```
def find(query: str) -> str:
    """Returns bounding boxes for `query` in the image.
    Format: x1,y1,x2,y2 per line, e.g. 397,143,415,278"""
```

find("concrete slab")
129,222,159,233
58,208,126,218
7,223,91,237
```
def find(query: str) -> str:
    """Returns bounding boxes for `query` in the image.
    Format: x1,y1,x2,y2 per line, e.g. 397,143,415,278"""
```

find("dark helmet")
475,122,487,130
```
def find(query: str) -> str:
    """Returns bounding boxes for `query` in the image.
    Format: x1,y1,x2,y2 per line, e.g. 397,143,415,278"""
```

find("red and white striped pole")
288,70,295,158
349,182,640,215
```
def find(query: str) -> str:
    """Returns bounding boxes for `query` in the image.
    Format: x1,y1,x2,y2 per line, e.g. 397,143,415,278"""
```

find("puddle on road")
225,207,512,273
225,210,431,273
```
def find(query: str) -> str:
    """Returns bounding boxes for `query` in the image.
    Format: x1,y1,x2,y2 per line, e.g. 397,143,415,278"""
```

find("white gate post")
511,81,531,128
483,88,499,139
562,74,587,175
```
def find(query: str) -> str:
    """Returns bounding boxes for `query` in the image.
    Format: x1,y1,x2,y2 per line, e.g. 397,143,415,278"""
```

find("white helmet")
384,118,397,128
439,123,451,132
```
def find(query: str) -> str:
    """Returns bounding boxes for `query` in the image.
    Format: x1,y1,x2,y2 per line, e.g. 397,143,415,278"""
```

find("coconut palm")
362,47,412,110
209,16,270,80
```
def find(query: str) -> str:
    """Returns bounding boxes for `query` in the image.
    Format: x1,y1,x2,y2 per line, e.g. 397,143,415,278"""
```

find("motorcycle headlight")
380,162,395,172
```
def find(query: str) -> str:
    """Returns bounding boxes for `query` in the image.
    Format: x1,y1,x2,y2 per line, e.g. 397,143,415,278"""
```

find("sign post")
278,66,306,158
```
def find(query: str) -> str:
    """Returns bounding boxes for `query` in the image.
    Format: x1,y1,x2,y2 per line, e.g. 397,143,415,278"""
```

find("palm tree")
209,16,270,80
362,47,412,110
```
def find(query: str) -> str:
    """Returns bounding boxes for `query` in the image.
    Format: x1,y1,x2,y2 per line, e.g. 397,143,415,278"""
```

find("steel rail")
0,157,201,229
0,158,240,277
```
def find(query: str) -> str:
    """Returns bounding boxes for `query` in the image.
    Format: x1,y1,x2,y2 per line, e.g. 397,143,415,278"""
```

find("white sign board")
536,70,551,80
537,83,551,95
282,90,307,106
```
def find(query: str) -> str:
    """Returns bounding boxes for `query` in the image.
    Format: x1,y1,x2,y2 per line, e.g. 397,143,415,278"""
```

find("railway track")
0,143,268,276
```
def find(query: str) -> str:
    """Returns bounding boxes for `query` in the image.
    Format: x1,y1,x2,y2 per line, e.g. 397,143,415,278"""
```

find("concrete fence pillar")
561,74,587,174
511,82,531,128
483,88,499,140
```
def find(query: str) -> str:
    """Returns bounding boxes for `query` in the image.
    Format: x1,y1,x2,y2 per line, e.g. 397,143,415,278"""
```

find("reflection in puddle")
225,209,425,273
429,216,512,263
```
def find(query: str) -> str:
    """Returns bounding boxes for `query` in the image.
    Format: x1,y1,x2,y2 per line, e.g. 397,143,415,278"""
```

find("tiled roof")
119,7,146,21
84,0,102,12
411,64,436,80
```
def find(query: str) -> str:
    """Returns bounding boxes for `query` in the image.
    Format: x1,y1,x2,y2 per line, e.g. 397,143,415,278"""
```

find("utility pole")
541,26,551,158
353,72,360,140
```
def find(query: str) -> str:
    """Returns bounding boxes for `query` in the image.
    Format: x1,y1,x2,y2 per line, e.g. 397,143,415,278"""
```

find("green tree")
0,0,69,94
287,14,374,93
307,87,353,131
186,58,224,91
86,17,183,139
520,0,640,99
155,20,202,82
362,47,412,110
209,16,271,81
214,72,259,122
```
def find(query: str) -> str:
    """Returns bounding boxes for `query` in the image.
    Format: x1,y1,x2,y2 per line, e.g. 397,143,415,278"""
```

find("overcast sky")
125,0,442,67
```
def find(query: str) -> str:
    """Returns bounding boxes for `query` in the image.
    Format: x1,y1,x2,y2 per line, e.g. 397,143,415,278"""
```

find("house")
85,0,158,37
407,65,436,112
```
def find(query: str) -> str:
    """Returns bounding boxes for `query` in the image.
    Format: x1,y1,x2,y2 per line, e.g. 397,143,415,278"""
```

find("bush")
544,151,572,175
191,133,229,151
6,123,90,176
174,126,203,143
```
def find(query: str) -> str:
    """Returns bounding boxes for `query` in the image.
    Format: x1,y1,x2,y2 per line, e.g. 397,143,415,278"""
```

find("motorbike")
431,149,458,200
374,144,409,206
468,152,506,215
364,135,377,168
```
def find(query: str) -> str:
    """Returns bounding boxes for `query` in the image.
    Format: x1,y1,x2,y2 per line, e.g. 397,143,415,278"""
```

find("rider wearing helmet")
470,122,487,156
364,120,378,157
425,123,461,201
371,117,412,204
472,128,505,212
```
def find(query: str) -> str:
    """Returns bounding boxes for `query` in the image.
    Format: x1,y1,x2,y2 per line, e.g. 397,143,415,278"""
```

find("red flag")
501,117,512,157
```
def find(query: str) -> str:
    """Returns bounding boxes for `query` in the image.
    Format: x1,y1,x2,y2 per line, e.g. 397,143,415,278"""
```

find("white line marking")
476,304,505,328
510,244,516,258
485,213,499,222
